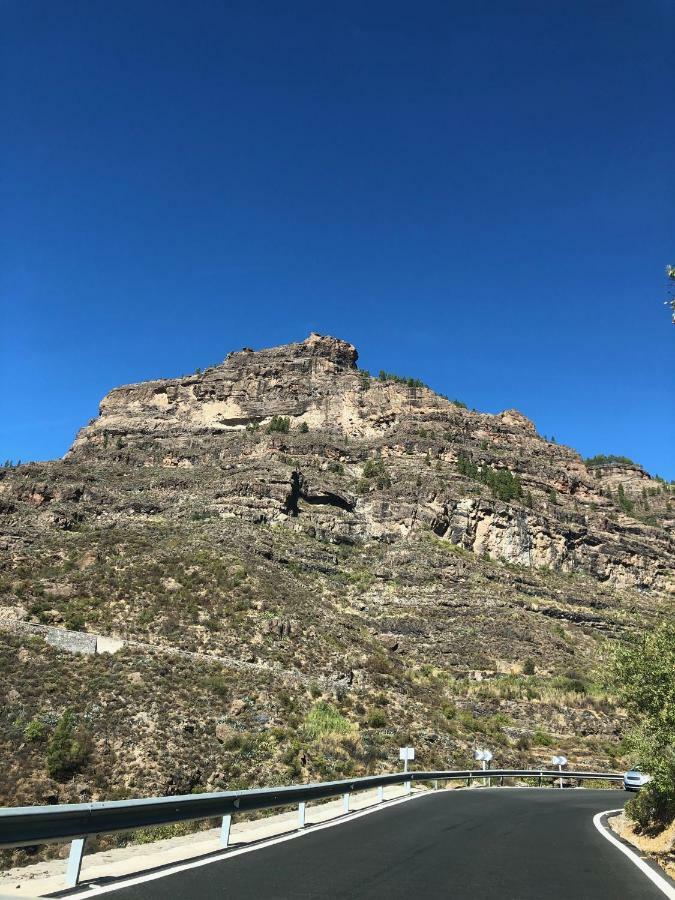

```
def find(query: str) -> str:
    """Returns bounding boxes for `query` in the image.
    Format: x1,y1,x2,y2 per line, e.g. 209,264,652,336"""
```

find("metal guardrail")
0,768,623,887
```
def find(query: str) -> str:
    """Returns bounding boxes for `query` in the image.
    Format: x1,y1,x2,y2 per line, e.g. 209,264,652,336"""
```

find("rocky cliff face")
62,333,674,593
0,334,673,843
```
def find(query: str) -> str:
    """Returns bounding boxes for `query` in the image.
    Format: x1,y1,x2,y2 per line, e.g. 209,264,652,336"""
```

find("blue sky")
1,0,673,477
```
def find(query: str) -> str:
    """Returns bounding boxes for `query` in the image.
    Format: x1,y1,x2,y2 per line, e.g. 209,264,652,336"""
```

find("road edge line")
592,809,675,899
54,789,432,898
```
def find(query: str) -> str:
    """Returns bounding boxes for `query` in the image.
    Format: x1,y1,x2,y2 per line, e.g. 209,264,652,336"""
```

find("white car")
623,768,651,792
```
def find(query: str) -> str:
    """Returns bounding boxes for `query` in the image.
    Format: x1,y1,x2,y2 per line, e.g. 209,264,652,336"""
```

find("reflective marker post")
399,747,415,793
220,815,232,847
65,837,85,888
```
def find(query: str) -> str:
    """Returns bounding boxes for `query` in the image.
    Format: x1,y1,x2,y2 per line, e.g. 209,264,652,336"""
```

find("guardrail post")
500,776,504,787
377,785,384,803
405,780,411,795
65,837,85,888
343,792,350,814
538,773,542,787
220,814,232,848
433,779,438,791
298,801,306,828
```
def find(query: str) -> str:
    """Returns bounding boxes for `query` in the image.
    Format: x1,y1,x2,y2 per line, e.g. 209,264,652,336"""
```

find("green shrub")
305,702,352,738
377,370,426,389
46,710,90,780
585,454,637,468
64,609,86,631
551,675,587,695
456,453,522,502
617,484,634,514
298,422,309,433
366,709,387,728
203,675,229,697
626,767,675,829
23,717,47,742
614,623,675,829
361,458,391,489
522,658,536,676
267,416,290,434
135,821,197,844
532,730,554,747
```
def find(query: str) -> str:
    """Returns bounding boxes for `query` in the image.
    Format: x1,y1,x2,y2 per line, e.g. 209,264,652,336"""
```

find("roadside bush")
613,624,675,830
626,762,675,830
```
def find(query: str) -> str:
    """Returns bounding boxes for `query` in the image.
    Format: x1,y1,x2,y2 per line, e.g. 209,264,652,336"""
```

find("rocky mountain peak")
225,333,358,370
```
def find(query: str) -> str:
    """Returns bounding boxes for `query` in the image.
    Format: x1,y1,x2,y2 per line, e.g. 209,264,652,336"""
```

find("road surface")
78,789,668,899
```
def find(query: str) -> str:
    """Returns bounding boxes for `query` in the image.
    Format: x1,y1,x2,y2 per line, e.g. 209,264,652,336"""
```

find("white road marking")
64,790,431,897
593,809,675,899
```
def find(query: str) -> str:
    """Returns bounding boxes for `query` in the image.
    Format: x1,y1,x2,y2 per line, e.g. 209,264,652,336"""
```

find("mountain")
1,334,673,856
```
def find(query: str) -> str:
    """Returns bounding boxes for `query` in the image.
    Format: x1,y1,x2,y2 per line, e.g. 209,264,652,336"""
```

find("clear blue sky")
1,1,673,477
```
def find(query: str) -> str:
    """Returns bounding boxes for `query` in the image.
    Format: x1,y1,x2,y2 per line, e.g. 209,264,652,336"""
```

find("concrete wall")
1,618,124,656
96,635,125,654
42,626,97,655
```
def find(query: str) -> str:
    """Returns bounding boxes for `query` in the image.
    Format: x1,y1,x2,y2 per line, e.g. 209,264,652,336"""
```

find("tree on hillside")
46,710,90,781
613,623,675,828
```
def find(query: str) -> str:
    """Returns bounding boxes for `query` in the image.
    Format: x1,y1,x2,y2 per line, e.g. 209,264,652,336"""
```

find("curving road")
75,789,669,899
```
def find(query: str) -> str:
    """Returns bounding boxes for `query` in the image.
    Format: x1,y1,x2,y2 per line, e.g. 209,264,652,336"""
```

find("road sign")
552,755,567,788
473,749,492,762
474,749,493,784
399,746,415,774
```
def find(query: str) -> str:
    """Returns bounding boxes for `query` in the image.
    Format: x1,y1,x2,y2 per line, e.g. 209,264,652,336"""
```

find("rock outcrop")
56,333,674,593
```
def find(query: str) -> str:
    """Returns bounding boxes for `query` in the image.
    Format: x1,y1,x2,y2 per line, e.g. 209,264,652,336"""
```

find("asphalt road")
96,789,666,899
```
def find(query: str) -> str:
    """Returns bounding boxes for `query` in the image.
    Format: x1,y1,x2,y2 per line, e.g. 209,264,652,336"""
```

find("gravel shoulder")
609,809,675,881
